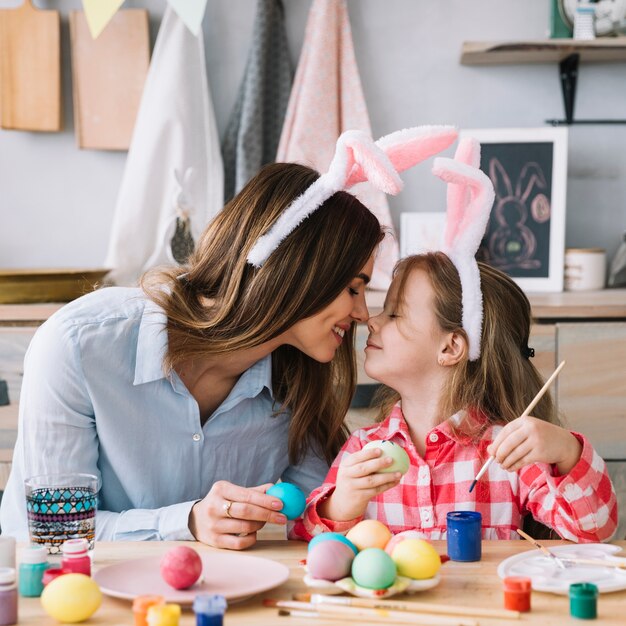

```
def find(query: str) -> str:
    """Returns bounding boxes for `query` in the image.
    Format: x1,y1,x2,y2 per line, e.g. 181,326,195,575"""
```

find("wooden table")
16,540,626,625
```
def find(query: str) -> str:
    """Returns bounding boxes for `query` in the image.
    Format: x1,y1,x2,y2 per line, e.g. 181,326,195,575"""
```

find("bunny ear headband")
247,125,459,268
432,138,496,361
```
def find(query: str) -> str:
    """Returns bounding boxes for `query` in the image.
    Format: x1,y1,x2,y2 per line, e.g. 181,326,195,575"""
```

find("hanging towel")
221,0,292,202
105,6,223,286
277,0,398,290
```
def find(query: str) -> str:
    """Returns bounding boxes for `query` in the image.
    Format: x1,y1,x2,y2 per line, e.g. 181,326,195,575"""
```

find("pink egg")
160,546,203,590
385,530,423,555
306,540,355,581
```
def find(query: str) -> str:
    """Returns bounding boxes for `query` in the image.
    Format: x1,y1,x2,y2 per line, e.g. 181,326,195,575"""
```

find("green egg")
351,548,397,590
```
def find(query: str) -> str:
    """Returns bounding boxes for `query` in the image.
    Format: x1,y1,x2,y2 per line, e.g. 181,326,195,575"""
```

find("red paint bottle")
61,539,91,577
503,576,532,612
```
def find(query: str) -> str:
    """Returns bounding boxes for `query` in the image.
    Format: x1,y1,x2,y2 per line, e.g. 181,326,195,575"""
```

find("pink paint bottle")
0,568,18,626
61,539,91,577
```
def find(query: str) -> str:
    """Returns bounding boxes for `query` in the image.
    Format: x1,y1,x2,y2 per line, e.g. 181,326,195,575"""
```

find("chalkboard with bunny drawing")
476,142,553,278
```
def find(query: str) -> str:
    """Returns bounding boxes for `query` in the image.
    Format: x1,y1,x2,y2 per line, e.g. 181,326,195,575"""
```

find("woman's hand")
487,416,583,475
319,447,402,522
188,481,287,549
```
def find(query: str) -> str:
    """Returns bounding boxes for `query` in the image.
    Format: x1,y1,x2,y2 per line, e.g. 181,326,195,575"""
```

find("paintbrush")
469,360,566,493
516,528,568,569
292,592,521,619
264,599,478,626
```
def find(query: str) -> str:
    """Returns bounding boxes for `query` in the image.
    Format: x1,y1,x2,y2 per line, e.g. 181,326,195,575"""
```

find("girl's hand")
319,447,402,521
188,481,287,549
487,416,583,475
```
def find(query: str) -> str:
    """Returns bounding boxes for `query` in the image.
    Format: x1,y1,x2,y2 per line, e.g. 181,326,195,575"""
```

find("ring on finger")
222,500,235,519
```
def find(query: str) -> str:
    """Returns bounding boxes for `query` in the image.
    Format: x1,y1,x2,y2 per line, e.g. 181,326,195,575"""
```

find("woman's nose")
351,291,369,324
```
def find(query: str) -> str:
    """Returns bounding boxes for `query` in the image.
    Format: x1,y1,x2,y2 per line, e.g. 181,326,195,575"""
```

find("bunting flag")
167,0,208,36
104,7,223,285
221,0,292,202
277,0,399,290
81,0,124,39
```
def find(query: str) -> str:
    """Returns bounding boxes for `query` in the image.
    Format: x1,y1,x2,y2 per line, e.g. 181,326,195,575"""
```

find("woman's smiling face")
283,254,375,362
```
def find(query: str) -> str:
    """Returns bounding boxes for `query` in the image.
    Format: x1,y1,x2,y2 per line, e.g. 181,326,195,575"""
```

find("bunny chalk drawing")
481,159,550,272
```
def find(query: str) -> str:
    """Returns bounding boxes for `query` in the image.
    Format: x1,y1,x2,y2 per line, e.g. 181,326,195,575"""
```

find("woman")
1,126,456,548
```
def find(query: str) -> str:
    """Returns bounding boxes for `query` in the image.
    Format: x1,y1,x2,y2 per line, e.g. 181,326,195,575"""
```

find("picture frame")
460,127,568,293
400,212,446,258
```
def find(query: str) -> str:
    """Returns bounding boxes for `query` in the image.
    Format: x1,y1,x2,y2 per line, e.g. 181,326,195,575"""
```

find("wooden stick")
299,592,521,619
267,599,477,626
469,360,566,492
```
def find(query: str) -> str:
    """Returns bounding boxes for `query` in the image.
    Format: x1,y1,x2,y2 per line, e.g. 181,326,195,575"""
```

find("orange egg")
346,520,392,551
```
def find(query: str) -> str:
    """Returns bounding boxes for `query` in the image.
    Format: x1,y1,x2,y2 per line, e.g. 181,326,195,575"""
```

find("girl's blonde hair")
143,162,384,464
375,252,558,434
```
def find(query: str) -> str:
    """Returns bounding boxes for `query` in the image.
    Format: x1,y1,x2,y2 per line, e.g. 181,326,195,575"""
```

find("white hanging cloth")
105,6,223,286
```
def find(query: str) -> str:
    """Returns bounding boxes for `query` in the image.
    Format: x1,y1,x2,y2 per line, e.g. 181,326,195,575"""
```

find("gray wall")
1,0,625,271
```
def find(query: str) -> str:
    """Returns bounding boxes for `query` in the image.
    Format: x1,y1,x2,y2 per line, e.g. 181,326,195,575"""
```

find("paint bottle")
18,545,49,597
0,538,15,570
42,568,70,586
0,568,18,626
61,539,91,576
146,603,181,626
503,576,532,612
569,582,598,620
446,511,482,562
132,595,165,626
193,594,228,626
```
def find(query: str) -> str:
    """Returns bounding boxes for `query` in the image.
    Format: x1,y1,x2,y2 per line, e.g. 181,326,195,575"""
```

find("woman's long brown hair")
375,252,559,434
142,163,385,464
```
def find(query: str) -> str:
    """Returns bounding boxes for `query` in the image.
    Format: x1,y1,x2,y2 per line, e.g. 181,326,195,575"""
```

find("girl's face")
283,254,375,362
364,268,447,388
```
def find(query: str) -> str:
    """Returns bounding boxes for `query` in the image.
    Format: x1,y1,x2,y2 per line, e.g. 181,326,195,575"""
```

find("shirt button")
428,432,439,443
422,510,431,522
192,433,201,442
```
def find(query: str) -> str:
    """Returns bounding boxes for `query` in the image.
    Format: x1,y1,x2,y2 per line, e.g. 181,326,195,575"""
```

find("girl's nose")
367,312,382,333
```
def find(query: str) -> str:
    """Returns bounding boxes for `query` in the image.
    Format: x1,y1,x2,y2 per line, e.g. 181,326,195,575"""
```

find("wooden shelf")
461,38,626,65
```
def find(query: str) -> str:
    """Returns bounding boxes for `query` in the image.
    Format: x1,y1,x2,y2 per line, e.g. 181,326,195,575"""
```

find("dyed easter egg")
266,483,306,520
391,538,441,580
306,540,355,581
384,530,423,555
160,546,203,590
363,440,410,474
346,520,392,551
351,548,397,590
41,573,101,623
308,532,358,555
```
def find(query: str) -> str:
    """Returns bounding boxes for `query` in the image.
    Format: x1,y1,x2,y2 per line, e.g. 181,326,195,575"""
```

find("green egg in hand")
363,440,410,474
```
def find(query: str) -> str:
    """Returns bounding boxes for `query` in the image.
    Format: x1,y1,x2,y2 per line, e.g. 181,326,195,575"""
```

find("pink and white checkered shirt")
291,404,618,543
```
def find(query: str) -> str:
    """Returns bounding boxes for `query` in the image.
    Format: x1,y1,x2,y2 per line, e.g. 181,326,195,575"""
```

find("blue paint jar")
18,546,49,597
446,511,482,562
193,594,227,626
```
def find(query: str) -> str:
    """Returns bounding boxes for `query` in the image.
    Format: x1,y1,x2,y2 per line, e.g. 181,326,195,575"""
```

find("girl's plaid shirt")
291,404,618,543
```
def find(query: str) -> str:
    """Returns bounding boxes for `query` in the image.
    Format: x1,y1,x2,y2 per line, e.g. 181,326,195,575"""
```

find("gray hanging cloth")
221,0,292,202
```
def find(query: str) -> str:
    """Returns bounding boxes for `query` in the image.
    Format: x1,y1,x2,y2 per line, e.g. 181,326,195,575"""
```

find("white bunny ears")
247,125,458,268
432,138,496,361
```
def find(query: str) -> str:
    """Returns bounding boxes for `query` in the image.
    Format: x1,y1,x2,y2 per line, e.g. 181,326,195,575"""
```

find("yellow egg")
41,573,102,623
345,520,392,551
391,538,441,580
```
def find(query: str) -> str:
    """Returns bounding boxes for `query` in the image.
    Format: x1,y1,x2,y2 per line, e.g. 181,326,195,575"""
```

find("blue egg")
309,532,358,555
266,482,306,520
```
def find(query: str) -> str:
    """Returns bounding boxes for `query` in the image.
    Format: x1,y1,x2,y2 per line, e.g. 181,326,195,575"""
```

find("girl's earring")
438,357,444,366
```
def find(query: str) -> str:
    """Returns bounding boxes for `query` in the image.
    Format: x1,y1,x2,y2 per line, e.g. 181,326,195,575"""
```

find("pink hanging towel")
277,0,398,289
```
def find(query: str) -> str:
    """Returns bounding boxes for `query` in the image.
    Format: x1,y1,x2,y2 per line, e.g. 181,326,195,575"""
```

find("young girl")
292,139,618,543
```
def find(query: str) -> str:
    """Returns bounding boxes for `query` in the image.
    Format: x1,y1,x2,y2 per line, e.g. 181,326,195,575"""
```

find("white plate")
498,544,626,595
94,553,289,604
303,572,440,598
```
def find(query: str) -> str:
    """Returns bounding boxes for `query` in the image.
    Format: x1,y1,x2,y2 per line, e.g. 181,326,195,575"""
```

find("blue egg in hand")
266,482,306,520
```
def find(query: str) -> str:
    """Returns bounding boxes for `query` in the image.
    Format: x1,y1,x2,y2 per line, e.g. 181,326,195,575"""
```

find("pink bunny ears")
432,138,496,361
247,125,458,268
